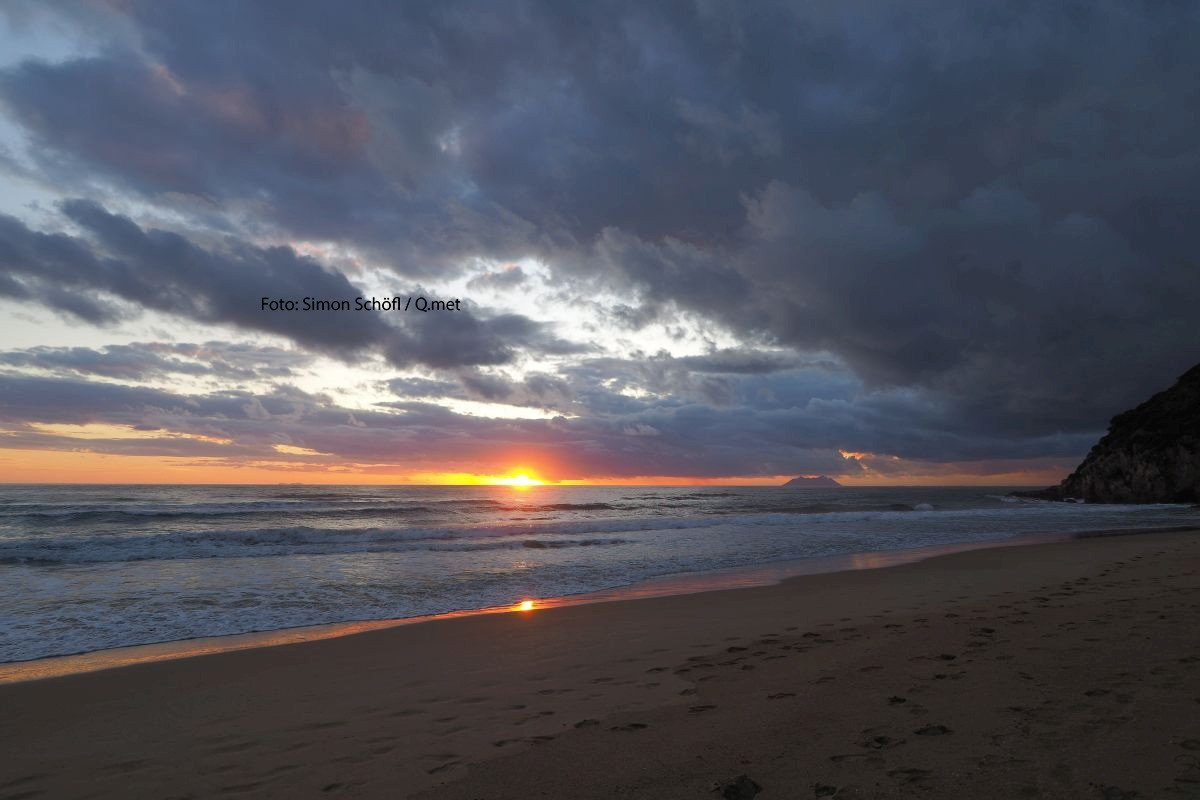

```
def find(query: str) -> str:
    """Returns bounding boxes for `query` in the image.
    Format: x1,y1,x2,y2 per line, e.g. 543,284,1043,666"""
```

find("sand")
1,528,1198,799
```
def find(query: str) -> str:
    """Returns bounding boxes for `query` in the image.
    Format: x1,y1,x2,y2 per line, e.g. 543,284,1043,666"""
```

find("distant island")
782,475,841,487
1014,362,1199,503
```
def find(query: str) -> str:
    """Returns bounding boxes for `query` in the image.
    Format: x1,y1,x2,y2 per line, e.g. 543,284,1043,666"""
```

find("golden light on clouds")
27,423,232,445
271,443,327,457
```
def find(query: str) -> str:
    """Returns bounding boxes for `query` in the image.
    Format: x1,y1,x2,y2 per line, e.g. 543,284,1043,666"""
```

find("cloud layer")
0,1,1197,480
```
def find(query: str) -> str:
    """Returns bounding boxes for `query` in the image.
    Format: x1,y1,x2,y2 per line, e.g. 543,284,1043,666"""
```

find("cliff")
783,475,841,488
1017,363,1200,503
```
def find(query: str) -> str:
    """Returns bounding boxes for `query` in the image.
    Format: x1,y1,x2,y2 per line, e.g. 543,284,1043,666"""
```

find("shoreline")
3,523,1196,685
2,526,1198,797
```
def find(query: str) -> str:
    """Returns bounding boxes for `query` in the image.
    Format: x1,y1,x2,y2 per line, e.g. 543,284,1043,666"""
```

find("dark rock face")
1017,363,1200,503
782,475,842,487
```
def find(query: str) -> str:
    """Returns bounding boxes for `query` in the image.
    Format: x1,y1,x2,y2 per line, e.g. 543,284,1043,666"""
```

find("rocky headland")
1015,363,1200,503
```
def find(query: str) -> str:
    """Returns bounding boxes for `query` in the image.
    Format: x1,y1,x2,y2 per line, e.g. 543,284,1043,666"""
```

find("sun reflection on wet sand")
0,532,1079,685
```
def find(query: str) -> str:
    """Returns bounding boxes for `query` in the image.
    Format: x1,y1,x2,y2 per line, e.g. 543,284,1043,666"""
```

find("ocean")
0,484,1196,663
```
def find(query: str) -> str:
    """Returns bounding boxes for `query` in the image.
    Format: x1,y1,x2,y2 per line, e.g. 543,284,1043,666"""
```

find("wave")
0,501,439,523
0,522,638,564
498,502,618,512
0,497,929,524
0,509,874,564
521,538,628,549
1,498,1190,565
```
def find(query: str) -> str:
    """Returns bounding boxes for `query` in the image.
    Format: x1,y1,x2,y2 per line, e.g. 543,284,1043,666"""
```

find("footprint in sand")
913,724,952,736
861,734,905,750
887,767,933,784
829,752,869,763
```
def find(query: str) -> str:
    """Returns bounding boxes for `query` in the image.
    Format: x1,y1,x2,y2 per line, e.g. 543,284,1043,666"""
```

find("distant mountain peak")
782,475,841,487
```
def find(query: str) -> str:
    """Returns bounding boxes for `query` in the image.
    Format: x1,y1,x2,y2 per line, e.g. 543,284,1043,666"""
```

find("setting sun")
491,473,544,488
517,600,535,612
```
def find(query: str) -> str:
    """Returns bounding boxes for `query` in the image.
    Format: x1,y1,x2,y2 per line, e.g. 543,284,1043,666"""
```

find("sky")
0,1,1197,485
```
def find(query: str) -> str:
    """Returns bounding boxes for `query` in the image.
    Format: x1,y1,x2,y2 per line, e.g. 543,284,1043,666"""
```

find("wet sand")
1,528,1198,798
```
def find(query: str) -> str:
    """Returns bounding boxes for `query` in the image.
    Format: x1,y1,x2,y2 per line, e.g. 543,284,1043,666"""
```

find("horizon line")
0,480,1050,488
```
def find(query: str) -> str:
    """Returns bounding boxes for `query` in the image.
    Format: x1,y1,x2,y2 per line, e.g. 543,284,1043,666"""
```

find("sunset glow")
2,2,1191,489
490,473,543,488
0,450,1072,487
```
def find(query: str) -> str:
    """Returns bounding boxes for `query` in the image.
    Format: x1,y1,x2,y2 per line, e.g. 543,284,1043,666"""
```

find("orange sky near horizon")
0,447,1069,487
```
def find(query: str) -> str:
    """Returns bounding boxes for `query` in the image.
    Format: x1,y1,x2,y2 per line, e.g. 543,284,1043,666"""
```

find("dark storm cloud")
384,309,587,370
387,376,462,399
446,369,575,409
465,265,528,291
1,0,1198,471
0,201,388,351
0,342,313,381
0,368,1090,478
0,203,575,370
0,344,206,380
0,370,856,476
678,348,812,375
386,369,575,412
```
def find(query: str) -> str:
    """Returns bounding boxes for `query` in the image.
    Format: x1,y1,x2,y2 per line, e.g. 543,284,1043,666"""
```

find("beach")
3,5,1198,799
2,528,1198,798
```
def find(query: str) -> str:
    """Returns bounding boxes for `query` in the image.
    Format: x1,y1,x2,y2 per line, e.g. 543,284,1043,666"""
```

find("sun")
491,472,544,489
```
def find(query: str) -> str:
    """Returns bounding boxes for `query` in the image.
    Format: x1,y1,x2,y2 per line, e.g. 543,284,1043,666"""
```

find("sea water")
0,484,1195,662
